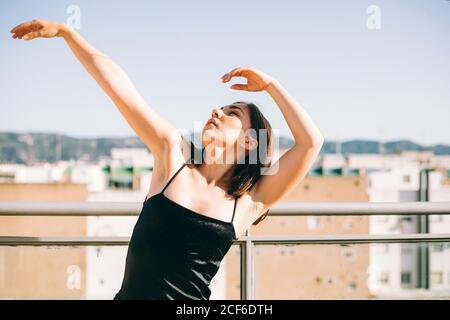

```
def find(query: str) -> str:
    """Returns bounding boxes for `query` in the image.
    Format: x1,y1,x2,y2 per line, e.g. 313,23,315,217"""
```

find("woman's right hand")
10,19,65,40
10,17,180,168
221,66,275,92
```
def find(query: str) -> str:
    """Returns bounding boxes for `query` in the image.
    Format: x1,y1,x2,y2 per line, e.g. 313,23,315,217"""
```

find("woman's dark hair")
187,101,273,225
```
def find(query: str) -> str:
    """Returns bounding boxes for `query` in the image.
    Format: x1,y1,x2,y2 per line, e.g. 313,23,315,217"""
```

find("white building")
70,164,107,192
110,148,154,168
319,151,450,297
0,162,65,183
363,152,450,297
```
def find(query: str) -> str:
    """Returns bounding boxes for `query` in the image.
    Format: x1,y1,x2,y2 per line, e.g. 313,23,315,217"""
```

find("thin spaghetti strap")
230,196,238,224
161,162,188,194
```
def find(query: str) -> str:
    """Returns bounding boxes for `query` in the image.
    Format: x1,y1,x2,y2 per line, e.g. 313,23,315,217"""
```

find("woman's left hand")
221,67,274,92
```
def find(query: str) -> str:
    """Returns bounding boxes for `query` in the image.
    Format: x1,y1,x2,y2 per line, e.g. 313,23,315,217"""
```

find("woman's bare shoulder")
234,191,260,219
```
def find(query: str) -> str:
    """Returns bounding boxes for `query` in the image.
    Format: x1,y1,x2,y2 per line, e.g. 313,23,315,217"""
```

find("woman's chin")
202,125,217,133
201,129,214,143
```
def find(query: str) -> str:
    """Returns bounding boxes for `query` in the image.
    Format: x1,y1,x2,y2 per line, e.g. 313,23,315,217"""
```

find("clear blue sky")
1,0,449,145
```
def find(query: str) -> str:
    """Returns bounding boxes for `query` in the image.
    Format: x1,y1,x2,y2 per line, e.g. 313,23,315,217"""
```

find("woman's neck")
198,145,237,187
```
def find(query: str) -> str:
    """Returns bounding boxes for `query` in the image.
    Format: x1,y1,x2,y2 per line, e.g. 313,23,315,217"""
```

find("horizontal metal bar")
0,233,449,246
246,233,450,244
269,202,450,216
0,236,131,246
0,201,141,216
0,201,449,216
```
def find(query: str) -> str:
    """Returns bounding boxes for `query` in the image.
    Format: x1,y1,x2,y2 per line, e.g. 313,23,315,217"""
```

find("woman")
11,20,324,300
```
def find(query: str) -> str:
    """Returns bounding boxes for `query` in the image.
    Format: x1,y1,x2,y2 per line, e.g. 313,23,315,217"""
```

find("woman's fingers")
221,71,234,82
22,31,42,40
12,28,42,40
230,84,249,91
230,67,246,77
221,67,248,83
10,22,26,33
11,20,44,39
11,21,35,34
12,31,23,39
11,26,31,39
226,67,245,81
12,31,28,39
13,28,31,38
221,66,268,91
224,66,253,81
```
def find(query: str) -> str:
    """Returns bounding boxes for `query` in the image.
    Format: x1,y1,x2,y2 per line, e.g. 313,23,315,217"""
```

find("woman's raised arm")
10,19,180,162
222,67,324,217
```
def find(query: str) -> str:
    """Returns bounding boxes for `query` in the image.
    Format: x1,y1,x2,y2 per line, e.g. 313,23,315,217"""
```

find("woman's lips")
206,119,217,127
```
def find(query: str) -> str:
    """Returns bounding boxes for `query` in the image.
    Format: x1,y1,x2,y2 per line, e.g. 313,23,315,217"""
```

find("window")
379,272,389,284
401,272,412,285
343,218,354,230
401,247,413,255
432,244,445,252
326,276,335,286
345,282,357,292
431,272,443,285
376,215,389,223
307,216,321,230
430,215,443,223
342,248,356,261
400,216,413,223
378,244,390,254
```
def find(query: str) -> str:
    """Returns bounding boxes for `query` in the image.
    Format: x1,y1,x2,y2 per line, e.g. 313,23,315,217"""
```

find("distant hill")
0,131,448,164
0,132,144,164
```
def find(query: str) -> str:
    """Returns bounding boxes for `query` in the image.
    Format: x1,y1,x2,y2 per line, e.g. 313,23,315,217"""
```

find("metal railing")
1,201,450,300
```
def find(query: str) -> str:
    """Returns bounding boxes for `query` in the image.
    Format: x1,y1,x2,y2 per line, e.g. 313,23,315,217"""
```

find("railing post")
418,168,430,289
245,238,255,300
240,229,255,300
240,241,246,300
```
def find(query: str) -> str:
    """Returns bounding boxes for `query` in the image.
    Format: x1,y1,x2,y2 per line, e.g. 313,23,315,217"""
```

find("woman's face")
201,102,252,152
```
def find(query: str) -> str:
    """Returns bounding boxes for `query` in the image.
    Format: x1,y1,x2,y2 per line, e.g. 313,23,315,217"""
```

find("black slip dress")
114,161,238,300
